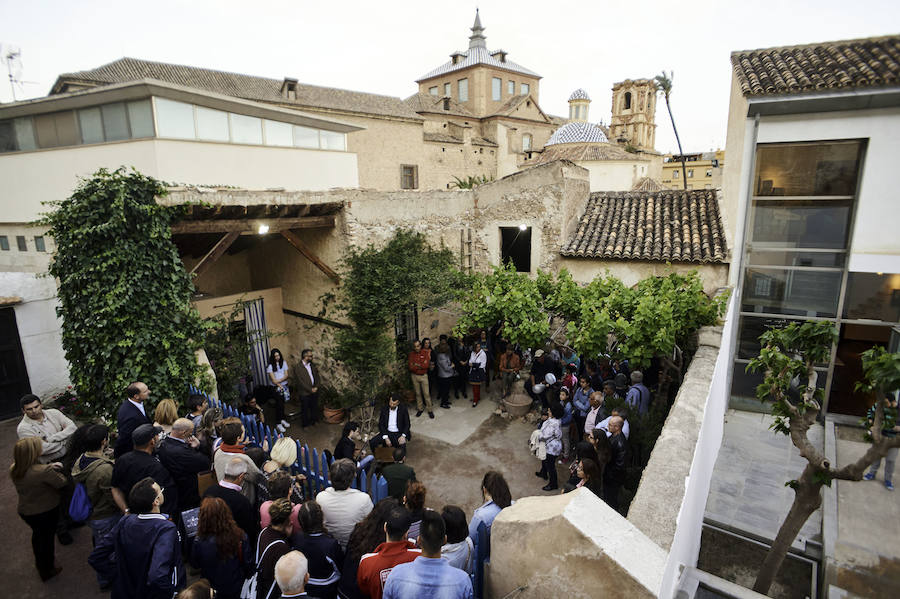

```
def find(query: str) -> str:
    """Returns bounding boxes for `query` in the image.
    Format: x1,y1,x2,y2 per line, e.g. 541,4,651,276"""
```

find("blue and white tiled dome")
568,88,590,101
545,121,609,146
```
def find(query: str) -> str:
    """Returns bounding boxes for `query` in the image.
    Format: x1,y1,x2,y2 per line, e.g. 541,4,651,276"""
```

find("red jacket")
407,349,430,376
357,540,421,599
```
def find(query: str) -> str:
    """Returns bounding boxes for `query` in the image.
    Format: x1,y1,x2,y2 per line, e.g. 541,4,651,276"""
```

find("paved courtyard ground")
0,387,563,597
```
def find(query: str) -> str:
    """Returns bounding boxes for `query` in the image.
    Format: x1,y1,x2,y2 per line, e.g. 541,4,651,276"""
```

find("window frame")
458,78,469,103
400,164,419,190
492,77,502,101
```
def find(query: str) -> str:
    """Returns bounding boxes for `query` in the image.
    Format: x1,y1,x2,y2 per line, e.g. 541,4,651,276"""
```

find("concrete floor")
705,409,823,548
0,387,563,597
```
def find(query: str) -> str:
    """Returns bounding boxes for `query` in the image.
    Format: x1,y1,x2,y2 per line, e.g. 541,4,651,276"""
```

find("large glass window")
458,78,468,102
264,119,293,147
521,83,530,95
230,114,262,145
155,98,195,139
13,118,36,150
293,126,318,148
127,100,154,138
320,130,345,151
34,111,78,147
508,80,515,95
196,107,229,142
732,139,867,415
492,77,501,101
101,103,130,141
754,142,862,196
78,107,104,144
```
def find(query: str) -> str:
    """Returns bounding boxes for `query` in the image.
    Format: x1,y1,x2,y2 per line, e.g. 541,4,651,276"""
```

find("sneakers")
864,472,876,481
415,410,423,417
887,480,895,491
276,424,287,433
280,419,290,428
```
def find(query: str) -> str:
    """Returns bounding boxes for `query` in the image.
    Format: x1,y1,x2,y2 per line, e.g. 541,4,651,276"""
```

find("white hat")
544,373,557,385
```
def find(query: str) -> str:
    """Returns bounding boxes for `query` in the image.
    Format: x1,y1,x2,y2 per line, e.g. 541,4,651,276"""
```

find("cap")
132,423,163,445
534,349,545,357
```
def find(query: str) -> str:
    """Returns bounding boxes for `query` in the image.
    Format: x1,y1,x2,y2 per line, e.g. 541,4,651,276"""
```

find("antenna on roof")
1,45,38,102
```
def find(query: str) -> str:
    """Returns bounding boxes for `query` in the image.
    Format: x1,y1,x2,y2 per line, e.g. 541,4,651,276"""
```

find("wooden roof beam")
171,215,335,234
189,231,240,278
280,229,340,283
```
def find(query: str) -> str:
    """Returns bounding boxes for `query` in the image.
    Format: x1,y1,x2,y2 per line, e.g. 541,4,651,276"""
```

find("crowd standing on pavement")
10,328,689,598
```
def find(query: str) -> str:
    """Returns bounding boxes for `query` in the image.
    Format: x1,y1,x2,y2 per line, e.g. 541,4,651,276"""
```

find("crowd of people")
10,383,519,599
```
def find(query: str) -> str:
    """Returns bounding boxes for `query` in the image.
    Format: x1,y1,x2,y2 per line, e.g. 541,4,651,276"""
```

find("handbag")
241,536,288,599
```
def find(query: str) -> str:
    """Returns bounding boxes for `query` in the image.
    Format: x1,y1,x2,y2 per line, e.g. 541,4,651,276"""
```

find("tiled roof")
52,57,423,120
416,46,540,81
731,35,900,97
531,143,638,165
404,92,474,117
561,190,727,263
546,121,609,145
568,88,590,101
631,177,669,192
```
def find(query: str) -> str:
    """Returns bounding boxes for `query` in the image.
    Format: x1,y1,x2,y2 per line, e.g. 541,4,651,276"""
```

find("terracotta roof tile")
561,190,727,263
732,35,900,97
53,57,423,120
531,143,639,165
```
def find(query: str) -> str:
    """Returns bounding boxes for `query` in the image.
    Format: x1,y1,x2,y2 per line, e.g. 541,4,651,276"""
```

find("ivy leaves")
39,168,206,422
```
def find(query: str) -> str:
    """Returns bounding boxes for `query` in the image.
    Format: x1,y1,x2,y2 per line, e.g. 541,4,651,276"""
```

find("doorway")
0,307,31,419
828,323,890,416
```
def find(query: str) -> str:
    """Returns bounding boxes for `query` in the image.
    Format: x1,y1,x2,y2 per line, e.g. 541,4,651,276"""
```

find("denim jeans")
868,446,898,483
88,514,122,584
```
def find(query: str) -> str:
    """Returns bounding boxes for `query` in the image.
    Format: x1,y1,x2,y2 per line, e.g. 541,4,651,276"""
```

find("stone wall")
488,488,667,599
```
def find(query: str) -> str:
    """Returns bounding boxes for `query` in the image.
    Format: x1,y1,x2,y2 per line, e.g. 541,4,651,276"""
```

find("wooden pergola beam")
171,215,335,234
280,229,340,283
190,231,240,278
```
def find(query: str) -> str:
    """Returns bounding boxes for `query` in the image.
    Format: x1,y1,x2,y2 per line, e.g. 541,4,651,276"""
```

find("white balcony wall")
1,139,359,223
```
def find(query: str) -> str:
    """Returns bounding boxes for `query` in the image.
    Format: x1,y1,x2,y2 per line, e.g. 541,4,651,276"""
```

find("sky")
1,0,899,154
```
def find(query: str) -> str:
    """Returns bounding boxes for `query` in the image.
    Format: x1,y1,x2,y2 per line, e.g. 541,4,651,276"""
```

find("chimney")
450,51,465,65
491,49,507,63
281,77,298,100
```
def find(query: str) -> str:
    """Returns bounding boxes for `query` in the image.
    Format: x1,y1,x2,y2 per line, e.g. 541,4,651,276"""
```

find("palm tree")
655,71,688,190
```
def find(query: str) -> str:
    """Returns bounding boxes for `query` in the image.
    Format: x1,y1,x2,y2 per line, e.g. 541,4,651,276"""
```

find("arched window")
624,92,632,110
522,134,532,152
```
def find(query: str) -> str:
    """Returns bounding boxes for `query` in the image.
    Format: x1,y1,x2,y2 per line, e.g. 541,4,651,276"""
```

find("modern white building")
0,78,362,417
721,34,900,419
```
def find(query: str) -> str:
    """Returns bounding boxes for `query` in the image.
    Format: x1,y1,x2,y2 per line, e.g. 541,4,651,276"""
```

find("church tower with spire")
415,9,543,118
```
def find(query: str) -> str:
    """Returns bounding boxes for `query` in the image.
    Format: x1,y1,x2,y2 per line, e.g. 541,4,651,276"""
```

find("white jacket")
529,429,546,461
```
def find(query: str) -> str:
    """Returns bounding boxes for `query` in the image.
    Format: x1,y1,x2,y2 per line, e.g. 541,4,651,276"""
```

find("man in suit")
296,348,321,428
156,418,211,514
204,457,257,545
115,381,152,458
369,394,411,454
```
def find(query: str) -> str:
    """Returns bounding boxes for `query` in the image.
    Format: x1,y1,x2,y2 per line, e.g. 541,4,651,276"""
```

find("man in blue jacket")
89,476,185,599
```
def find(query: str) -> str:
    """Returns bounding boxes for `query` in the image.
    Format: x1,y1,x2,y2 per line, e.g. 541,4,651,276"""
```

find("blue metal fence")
189,386,388,503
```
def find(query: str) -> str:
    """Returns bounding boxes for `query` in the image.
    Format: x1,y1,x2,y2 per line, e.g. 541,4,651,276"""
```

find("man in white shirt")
17,394,77,464
369,395,411,453
583,391,605,437
316,459,373,549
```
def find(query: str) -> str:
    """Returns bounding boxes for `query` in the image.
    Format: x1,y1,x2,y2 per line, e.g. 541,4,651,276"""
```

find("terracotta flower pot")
323,406,345,424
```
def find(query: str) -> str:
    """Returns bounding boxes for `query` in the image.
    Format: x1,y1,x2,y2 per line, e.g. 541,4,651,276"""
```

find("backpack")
241,534,288,599
69,482,92,522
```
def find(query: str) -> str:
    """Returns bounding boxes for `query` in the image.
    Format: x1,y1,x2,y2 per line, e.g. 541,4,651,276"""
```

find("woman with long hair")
293,500,344,598
191,497,252,599
469,470,511,542
338,497,400,599
434,341,456,410
267,348,291,433
10,436,67,581
440,505,474,574
402,481,427,541
466,341,488,407
575,458,604,498
257,498,294,599
195,405,223,460
153,398,178,437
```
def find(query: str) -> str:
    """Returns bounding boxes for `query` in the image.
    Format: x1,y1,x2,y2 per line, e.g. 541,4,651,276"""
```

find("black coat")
378,405,411,440
156,437,211,513
334,436,357,462
110,450,178,517
203,483,258,547
114,400,151,458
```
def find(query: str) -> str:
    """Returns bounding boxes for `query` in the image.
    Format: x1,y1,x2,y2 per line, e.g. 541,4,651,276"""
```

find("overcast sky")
2,0,898,153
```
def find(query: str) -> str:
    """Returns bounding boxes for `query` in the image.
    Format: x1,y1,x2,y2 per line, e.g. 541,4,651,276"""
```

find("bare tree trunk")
753,464,822,594
663,98,688,190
